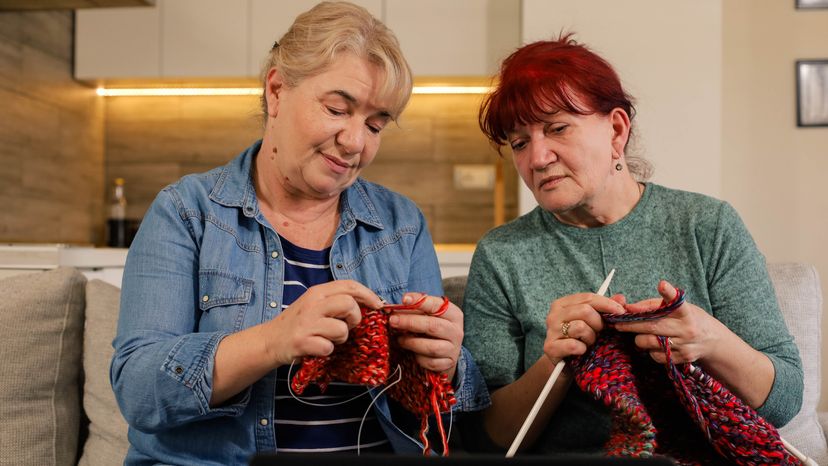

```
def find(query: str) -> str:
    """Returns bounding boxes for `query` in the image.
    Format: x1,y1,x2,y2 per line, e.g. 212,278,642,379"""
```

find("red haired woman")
461,34,803,458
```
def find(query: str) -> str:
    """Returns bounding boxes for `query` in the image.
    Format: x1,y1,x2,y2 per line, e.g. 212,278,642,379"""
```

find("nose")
528,140,557,171
335,118,366,156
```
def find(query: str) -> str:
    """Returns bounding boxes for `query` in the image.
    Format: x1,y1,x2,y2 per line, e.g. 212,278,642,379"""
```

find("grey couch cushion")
78,279,129,466
0,268,86,466
770,263,827,464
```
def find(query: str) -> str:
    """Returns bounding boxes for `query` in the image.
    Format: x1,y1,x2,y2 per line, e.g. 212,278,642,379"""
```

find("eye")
326,106,346,117
367,125,382,135
545,123,568,135
509,139,527,152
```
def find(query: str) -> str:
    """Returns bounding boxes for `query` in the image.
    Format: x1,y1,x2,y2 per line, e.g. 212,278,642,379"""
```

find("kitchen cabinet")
75,5,160,79
76,0,518,80
162,0,248,78
385,0,519,76
247,0,383,78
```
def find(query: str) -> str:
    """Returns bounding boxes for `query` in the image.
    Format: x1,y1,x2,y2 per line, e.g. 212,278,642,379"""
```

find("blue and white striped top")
274,236,391,453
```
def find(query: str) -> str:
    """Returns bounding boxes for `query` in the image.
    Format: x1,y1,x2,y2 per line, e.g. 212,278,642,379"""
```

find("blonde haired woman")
112,3,488,464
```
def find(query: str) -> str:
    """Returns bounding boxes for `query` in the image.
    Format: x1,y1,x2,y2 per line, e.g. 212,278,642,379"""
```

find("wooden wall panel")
103,92,517,244
0,11,104,245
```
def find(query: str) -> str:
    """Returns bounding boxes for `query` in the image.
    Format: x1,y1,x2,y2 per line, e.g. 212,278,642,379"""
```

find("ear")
264,67,285,118
608,107,631,159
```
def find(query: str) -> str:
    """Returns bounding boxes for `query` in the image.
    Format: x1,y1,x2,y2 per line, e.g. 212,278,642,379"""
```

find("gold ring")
561,321,571,338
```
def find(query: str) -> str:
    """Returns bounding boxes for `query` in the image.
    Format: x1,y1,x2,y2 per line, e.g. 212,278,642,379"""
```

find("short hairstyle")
260,1,412,120
480,33,651,179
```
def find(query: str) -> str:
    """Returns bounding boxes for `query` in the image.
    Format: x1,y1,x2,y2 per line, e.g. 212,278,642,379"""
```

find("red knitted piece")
569,289,801,466
291,296,457,455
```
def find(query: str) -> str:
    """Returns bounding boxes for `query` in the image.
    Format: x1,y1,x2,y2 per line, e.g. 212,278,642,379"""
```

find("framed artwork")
796,0,828,8
796,60,828,127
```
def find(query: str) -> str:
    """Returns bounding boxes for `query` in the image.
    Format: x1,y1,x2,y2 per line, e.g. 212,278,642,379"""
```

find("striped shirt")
274,236,391,453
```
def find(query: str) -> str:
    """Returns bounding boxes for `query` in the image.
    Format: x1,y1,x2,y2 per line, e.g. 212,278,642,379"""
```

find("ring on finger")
561,321,572,338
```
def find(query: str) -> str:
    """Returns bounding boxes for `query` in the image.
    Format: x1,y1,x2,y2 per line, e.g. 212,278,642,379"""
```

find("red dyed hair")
480,33,635,153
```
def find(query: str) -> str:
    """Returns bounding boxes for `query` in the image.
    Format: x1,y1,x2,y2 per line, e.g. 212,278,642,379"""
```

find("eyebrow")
328,90,392,119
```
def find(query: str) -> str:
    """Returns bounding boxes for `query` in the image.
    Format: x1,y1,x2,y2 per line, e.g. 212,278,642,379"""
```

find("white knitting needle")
505,268,616,458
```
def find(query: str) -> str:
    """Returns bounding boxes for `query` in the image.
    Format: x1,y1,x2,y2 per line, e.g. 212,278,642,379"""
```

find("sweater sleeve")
462,237,526,388
705,202,803,426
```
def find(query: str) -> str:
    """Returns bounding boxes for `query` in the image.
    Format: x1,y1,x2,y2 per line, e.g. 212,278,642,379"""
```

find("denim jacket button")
271,251,279,259
202,295,209,302
259,418,268,426
269,301,277,308
335,263,343,269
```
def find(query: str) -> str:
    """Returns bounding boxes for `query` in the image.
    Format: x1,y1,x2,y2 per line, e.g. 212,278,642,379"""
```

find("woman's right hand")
543,292,626,362
265,280,384,367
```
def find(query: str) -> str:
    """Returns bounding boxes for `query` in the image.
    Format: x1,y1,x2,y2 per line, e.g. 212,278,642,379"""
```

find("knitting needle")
506,269,616,458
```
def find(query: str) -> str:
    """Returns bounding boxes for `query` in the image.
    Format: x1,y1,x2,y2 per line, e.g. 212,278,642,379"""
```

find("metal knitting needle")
506,268,616,458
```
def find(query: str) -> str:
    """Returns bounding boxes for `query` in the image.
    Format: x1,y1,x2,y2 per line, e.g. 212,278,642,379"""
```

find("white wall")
521,0,828,411
722,0,828,412
519,0,722,214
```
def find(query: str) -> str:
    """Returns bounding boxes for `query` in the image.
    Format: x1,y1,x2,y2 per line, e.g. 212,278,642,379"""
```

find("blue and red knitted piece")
291,296,456,455
569,288,801,465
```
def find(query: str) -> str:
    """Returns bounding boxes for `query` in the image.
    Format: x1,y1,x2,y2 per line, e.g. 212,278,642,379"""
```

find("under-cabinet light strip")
96,86,492,97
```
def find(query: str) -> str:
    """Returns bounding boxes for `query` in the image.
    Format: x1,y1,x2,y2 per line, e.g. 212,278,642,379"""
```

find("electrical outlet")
453,164,495,190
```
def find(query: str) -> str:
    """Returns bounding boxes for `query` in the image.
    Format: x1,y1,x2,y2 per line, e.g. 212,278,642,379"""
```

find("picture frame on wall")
796,60,828,127
796,0,828,8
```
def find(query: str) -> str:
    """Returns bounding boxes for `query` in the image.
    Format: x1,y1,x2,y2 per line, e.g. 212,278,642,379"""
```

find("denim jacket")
111,140,490,465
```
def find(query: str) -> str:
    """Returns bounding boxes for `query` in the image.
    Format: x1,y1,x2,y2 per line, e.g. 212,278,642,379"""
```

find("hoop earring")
615,163,623,171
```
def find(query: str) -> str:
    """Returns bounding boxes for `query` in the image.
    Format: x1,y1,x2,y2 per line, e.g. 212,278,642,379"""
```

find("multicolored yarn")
291,296,457,455
569,288,802,466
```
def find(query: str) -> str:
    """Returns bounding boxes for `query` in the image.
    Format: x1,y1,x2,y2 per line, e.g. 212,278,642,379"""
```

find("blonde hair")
260,1,412,120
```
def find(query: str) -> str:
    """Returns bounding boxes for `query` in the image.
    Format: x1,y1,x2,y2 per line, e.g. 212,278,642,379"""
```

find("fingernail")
403,295,412,304
389,315,399,326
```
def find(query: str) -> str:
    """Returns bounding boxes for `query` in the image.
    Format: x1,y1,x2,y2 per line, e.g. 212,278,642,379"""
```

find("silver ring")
561,321,571,338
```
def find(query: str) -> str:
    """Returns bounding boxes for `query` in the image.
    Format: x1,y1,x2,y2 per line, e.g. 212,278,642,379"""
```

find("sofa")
0,263,825,465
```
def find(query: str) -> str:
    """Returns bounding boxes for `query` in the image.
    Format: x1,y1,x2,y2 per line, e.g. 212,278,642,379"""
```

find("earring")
615,163,623,171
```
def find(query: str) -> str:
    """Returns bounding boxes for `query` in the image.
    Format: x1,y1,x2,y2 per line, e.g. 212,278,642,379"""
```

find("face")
264,53,392,199
507,107,626,215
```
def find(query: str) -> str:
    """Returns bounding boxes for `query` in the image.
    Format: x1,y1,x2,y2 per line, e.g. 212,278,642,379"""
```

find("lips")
537,174,566,190
321,152,352,175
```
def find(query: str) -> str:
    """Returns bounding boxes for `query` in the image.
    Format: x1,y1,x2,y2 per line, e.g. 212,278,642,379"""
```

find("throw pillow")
78,279,129,466
0,267,86,466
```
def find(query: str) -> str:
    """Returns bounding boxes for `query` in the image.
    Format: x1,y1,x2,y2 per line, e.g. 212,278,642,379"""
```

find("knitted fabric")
569,289,801,465
291,296,457,455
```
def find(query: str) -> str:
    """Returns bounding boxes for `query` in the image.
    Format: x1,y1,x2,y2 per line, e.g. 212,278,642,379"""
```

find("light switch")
453,164,495,190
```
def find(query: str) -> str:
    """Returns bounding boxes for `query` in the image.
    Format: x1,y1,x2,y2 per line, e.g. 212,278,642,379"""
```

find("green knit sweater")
462,183,803,453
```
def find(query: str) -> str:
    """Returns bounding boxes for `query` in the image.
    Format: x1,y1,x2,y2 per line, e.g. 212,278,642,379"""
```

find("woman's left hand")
388,292,463,381
612,280,728,364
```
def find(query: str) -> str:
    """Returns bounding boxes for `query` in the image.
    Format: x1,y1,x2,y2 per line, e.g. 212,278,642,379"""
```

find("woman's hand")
388,293,464,381
543,292,626,363
266,280,384,366
613,280,727,364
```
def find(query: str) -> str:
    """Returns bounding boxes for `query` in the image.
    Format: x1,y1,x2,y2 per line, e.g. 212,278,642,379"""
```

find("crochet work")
291,296,457,455
569,289,801,466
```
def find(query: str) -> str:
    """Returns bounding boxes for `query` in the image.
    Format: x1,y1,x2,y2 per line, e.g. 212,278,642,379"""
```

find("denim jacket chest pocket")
344,227,417,303
198,270,254,333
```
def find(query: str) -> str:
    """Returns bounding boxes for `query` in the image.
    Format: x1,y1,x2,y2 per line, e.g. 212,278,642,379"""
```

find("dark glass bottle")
107,178,128,248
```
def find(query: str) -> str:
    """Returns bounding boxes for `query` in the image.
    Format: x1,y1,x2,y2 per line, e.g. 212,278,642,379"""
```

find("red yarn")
570,289,802,465
291,296,457,455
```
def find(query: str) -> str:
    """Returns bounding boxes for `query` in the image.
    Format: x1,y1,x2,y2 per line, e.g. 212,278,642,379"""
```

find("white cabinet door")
248,0,384,78
161,0,249,78
385,0,519,76
75,6,160,80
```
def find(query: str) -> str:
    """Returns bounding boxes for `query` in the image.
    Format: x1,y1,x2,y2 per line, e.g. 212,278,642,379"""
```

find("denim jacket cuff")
162,331,250,417
451,346,491,412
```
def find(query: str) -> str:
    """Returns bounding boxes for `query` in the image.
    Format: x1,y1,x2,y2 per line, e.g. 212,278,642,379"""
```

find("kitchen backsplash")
105,92,518,244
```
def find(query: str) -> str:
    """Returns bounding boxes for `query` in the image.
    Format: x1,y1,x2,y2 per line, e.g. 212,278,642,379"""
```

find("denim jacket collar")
208,139,384,230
